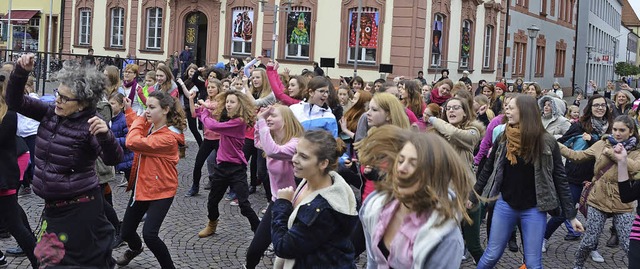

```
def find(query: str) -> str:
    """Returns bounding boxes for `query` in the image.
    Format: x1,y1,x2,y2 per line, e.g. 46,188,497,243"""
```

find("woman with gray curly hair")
6,54,123,268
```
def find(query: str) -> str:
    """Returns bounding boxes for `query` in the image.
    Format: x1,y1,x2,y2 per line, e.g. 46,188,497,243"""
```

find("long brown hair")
501,94,545,163
251,68,273,99
148,90,186,130
401,80,424,119
357,125,473,225
343,90,372,132
579,94,613,134
104,65,121,97
156,65,175,93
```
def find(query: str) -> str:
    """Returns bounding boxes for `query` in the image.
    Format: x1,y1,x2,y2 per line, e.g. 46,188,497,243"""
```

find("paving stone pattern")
1,119,629,269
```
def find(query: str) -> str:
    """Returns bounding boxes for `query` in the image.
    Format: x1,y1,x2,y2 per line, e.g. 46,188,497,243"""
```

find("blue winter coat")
110,112,134,171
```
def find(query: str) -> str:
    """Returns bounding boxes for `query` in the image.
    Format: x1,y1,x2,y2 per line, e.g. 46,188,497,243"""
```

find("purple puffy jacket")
6,66,123,200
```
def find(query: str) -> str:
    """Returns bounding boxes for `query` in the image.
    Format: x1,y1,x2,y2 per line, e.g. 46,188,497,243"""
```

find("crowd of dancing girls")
2,52,640,269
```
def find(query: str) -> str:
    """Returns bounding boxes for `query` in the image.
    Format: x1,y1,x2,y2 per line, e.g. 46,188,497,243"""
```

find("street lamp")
259,0,293,59
527,25,540,82
585,45,594,97
611,36,617,82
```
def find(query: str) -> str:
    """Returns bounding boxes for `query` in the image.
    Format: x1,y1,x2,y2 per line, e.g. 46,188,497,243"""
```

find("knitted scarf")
591,118,609,136
430,88,450,105
606,136,638,151
123,79,138,101
505,124,522,165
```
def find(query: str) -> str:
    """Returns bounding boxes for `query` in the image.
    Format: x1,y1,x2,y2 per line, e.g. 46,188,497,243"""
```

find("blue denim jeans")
544,182,583,239
477,197,547,269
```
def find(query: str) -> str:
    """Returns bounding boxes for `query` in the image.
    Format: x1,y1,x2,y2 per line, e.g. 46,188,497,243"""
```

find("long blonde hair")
371,93,410,129
357,125,473,225
251,68,273,99
271,104,304,145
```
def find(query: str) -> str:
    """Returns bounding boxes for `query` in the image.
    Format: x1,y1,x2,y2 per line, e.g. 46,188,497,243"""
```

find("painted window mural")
231,7,253,55
431,14,444,66
460,20,472,68
348,7,378,63
286,7,311,59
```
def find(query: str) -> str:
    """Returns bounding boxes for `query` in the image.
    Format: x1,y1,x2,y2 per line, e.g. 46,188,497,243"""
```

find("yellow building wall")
0,0,63,52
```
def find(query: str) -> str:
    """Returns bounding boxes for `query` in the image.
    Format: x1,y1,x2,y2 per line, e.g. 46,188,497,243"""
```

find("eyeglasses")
124,71,136,74
315,90,330,95
53,89,80,104
591,103,607,108
445,105,463,111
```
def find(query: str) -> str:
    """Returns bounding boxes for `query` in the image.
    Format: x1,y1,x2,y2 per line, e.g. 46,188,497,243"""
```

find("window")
535,40,546,77
146,7,162,50
347,7,379,64
231,7,253,55
516,0,529,7
483,26,493,69
513,41,527,77
79,8,91,45
460,20,472,68
555,45,566,77
285,7,311,59
431,13,445,67
0,21,5,41
110,8,125,47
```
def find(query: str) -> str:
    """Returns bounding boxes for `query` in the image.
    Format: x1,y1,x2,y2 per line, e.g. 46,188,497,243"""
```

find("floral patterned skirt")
34,188,116,268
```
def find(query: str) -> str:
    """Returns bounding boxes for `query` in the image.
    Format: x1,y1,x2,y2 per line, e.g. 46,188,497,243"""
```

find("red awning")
1,10,39,25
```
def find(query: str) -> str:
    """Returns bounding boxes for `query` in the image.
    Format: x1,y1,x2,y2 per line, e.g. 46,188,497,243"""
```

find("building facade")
621,0,640,67
59,0,507,84
501,0,577,92
575,0,622,93
0,0,63,54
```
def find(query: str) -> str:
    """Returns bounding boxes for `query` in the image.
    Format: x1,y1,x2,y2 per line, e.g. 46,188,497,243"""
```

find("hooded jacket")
111,111,134,171
271,171,358,269
559,136,640,213
360,191,464,269
125,108,185,201
429,117,485,182
538,96,571,139
6,66,124,200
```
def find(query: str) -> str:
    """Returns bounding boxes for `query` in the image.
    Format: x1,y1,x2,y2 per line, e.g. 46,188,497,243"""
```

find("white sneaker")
542,239,547,253
590,250,605,263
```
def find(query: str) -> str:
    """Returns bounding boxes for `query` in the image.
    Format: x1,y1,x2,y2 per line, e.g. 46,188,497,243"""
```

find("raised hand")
16,54,36,72
88,116,109,136
123,97,132,111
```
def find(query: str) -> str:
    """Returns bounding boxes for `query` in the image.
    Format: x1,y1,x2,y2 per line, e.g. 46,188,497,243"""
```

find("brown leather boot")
198,220,218,238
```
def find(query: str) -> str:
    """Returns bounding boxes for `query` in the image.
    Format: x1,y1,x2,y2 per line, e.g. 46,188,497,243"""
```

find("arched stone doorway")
184,11,208,67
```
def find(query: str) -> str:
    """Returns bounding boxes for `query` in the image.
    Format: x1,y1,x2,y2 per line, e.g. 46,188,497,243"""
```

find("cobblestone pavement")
1,110,629,269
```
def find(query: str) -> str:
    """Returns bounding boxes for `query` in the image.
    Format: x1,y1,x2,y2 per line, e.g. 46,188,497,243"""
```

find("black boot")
185,185,199,197
508,232,519,252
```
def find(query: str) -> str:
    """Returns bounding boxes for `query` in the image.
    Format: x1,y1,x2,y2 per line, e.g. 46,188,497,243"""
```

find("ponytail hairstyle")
302,129,346,174
207,78,223,101
109,92,126,114
0,71,8,123
214,90,256,126
148,90,187,130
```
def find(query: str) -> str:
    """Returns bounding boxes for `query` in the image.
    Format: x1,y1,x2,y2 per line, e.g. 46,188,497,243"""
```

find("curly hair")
214,90,256,126
52,60,107,110
148,90,187,130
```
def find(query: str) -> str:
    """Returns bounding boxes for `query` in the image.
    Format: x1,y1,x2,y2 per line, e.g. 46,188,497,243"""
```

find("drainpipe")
501,0,510,79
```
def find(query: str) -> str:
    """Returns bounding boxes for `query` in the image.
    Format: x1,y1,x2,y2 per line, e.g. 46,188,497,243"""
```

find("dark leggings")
207,162,260,231
0,194,37,268
191,139,219,190
185,108,203,146
462,206,484,263
242,139,258,187
245,202,273,269
100,183,120,234
120,195,175,269
255,150,272,201
630,239,640,269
